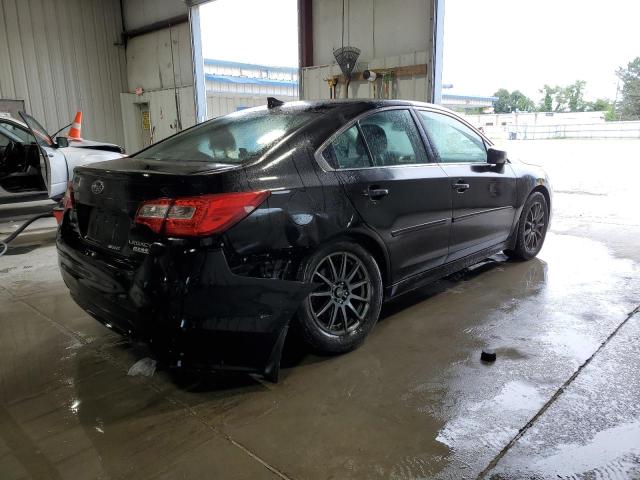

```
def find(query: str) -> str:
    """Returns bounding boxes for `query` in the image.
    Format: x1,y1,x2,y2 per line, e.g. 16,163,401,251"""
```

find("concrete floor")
0,139,639,479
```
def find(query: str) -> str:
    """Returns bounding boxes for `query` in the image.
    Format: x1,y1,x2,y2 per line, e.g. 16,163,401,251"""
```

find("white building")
204,59,299,118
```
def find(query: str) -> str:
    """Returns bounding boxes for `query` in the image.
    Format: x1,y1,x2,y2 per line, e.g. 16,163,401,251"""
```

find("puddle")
529,420,640,477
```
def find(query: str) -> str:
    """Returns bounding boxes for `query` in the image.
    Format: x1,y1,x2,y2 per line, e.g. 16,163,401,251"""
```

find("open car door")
19,112,68,199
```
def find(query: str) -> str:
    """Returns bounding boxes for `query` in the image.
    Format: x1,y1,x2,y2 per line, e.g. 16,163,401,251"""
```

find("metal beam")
123,14,189,40
189,4,207,123
298,0,313,68
432,0,445,104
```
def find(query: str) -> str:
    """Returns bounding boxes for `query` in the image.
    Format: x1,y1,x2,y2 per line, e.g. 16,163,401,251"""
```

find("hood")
62,146,125,172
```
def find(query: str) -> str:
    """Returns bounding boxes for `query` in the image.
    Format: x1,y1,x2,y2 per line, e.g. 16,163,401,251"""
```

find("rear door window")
358,110,428,166
322,125,372,169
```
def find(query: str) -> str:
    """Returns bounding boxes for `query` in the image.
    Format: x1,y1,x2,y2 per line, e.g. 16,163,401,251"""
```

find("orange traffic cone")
68,112,82,140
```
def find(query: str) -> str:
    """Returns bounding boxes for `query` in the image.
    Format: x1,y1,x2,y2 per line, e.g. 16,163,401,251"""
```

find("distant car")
56,100,552,381
0,112,124,203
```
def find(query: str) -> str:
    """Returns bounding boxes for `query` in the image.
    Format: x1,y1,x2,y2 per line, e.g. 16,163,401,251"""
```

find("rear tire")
505,191,549,260
295,240,383,355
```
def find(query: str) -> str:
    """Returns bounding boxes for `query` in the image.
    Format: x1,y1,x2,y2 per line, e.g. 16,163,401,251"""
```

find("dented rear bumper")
57,233,313,381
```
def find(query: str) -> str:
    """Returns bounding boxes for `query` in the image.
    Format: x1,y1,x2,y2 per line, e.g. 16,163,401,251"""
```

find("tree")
510,90,536,112
493,88,512,113
538,85,557,112
564,80,588,112
492,88,536,113
538,81,589,112
616,57,640,120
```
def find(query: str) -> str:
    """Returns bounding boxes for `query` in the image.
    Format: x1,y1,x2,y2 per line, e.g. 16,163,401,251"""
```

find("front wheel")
505,191,549,260
295,241,383,354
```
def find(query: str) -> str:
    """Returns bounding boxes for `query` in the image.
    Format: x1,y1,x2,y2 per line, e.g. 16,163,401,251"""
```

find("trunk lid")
70,159,246,258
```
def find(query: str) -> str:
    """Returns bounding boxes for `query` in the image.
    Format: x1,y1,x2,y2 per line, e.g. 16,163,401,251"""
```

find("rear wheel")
505,191,549,260
296,240,383,354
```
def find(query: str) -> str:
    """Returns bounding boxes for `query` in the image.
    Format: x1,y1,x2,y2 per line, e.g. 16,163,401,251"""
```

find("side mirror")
56,136,69,148
487,147,507,165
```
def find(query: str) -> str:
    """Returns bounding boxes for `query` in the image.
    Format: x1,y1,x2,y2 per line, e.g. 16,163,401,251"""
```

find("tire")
505,191,549,260
295,240,383,355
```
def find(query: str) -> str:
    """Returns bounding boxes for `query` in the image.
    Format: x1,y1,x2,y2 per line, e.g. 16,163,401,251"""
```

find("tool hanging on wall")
333,0,360,98
325,78,339,99
382,71,394,99
333,46,360,99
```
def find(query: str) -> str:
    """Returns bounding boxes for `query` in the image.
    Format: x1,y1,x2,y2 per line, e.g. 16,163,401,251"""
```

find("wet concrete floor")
0,140,639,479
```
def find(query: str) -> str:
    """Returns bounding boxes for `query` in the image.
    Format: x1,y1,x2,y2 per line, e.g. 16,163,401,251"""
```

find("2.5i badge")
128,239,151,254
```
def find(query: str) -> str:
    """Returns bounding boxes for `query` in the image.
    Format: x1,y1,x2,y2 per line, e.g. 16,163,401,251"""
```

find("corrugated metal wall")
0,0,127,145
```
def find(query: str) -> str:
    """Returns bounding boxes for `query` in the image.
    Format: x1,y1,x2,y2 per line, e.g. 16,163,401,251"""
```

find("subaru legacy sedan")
57,100,551,381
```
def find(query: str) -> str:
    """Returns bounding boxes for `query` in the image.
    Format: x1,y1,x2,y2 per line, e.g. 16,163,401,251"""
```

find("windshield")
19,112,53,147
134,107,316,164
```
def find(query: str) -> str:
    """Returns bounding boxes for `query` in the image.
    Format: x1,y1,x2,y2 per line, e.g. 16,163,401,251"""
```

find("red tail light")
134,191,270,237
54,182,74,225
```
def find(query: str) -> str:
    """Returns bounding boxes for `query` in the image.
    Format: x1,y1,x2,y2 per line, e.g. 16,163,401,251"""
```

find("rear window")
133,107,316,164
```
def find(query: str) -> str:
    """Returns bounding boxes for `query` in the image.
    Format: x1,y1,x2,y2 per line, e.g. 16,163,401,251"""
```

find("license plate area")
85,208,130,252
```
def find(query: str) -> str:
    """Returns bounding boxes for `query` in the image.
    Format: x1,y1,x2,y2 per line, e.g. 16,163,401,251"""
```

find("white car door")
41,145,69,198
19,112,69,199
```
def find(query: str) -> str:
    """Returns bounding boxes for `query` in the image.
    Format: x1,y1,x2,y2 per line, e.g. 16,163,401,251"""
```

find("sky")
200,0,298,67
442,0,640,102
199,0,640,103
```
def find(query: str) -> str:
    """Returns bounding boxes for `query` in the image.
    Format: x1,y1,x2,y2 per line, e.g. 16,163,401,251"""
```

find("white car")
0,112,125,202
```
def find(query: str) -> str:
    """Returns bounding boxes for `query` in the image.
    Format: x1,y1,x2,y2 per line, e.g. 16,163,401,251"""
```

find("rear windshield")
133,107,316,164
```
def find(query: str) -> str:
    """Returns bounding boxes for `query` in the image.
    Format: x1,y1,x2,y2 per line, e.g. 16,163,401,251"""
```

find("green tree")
538,85,557,112
564,80,588,112
616,57,640,120
538,81,589,112
493,88,512,113
492,88,536,113
510,90,536,112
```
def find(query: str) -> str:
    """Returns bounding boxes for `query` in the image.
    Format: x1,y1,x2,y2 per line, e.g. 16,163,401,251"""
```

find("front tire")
505,191,549,260
296,240,383,354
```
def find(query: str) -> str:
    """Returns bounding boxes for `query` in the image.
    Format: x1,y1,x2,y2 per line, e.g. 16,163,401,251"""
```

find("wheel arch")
530,184,551,215
304,229,390,289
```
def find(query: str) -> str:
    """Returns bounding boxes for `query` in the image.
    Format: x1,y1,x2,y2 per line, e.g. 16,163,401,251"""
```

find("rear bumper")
57,233,313,380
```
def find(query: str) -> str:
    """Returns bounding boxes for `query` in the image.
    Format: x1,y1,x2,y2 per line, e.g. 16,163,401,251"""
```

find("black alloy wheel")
296,241,383,354
506,191,549,260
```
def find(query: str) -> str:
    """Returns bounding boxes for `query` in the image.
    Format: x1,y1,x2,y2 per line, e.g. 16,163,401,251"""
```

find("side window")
418,111,487,163
358,110,427,166
322,125,372,169
0,121,35,144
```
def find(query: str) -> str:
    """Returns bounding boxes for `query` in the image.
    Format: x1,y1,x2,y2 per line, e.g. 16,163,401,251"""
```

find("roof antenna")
267,97,285,109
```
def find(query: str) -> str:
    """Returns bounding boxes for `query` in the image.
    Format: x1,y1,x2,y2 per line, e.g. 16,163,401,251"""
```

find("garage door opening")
197,0,299,119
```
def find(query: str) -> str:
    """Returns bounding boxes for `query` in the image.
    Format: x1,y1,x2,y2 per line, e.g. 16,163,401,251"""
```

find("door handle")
362,187,389,200
452,181,470,193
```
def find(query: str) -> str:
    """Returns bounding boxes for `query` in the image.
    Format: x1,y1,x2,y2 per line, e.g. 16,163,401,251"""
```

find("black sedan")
57,99,551,381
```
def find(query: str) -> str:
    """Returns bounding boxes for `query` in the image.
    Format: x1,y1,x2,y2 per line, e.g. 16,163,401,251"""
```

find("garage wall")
122,0,187,31
0,0,127,145
126,22,193,92
302,51,428,101
120,86,194,153
120,21,196,152
312,0,431,65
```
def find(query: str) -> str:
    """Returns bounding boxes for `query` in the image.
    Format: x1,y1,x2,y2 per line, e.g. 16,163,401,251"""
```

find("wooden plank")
331,63,428,83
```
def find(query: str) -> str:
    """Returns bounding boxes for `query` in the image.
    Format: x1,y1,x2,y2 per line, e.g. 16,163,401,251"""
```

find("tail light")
53,182,74,225
134,191,270,237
